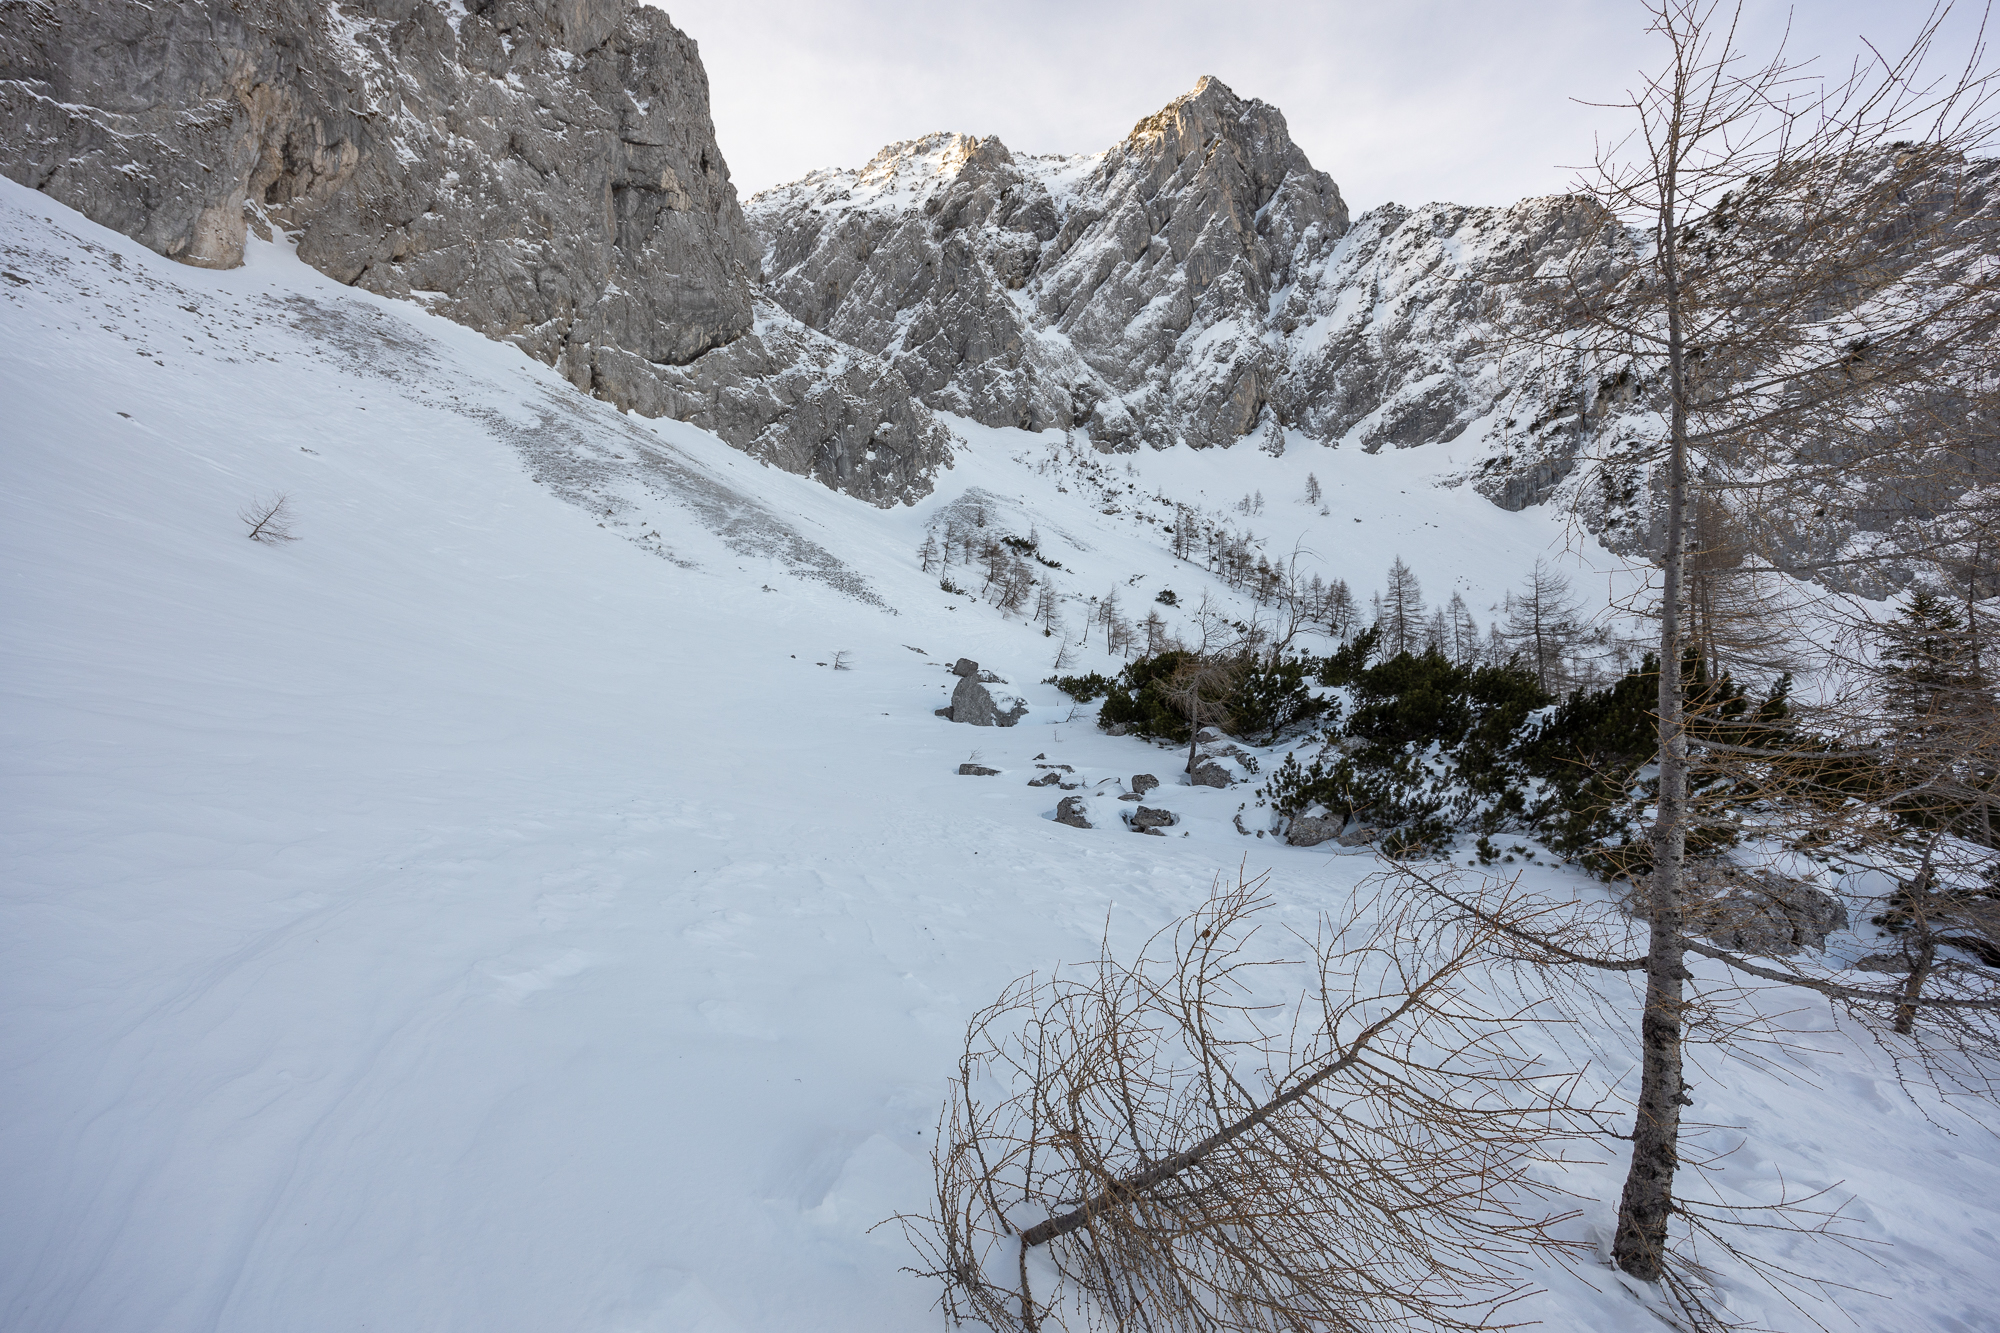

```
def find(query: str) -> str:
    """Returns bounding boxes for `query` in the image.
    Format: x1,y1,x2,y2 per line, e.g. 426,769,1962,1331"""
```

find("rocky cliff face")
749,77,1349,450
1,0,757,369
0,0,951,504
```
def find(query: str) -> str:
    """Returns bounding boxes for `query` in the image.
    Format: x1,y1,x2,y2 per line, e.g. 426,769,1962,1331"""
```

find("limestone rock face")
748,77,1348,451
0,0,953,505
596,309,954,506
0,0,758,368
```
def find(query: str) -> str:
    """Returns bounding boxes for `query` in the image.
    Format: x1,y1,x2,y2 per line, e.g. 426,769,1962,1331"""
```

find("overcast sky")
663,1,1979,213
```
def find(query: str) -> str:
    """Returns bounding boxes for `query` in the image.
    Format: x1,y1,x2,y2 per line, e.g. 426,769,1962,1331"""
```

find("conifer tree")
1380,558,1426,657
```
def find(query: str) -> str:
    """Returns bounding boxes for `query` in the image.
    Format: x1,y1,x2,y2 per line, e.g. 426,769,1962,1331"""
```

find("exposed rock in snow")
957,763,1000,776
944,673,1027,727
1624,864,1850,956
1128,805,1177,833
1190,757,1235,789
1285,814,1344,847
1054,795,1092,828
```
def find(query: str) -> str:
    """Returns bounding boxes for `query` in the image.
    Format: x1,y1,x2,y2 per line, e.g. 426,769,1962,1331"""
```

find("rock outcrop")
0,0,952,505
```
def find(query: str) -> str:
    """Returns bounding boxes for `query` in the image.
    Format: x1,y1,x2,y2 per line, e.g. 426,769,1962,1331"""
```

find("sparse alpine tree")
1424,608,1449,655
239,493,297,543
1380,557,1426,657
1502,559,1585,693
918,532,940,573
1446,591,1482,663
1324,577,1356,641
1514,0,2000,1288
1304,472,1323,506
1033,583,1061,635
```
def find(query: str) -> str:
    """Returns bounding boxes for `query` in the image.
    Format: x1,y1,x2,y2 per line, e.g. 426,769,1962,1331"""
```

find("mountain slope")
4,176,1999,1333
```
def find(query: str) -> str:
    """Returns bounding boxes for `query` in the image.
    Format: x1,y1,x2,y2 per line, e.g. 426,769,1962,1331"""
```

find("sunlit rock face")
749,77,1350,451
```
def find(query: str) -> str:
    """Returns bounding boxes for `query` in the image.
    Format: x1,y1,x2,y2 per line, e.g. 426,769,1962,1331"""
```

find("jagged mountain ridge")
3,1,1988,576
744,76,1643,523
748,78,1352,451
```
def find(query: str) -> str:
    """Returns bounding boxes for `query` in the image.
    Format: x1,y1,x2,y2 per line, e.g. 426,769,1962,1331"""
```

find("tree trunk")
1894,843,1941,1036
1612,140,1693,1284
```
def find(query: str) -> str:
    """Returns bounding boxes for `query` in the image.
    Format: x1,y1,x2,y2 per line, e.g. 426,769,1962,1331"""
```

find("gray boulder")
1285,814,1344,847
1027,772,1063,787
1054,796,1092,829
945,674,1028,727
1623,864,1849,956
957,763,1000,776
1190,758,1235,789
1129,806,1178,833
1132,774,1160,796
952,658,981,678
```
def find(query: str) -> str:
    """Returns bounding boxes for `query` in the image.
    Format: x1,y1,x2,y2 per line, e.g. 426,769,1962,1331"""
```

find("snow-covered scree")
3,177,1996,1332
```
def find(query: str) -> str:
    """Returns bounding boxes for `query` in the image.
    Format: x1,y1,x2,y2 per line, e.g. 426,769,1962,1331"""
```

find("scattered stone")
1131,774,1159,796
1035,763,1075,772
1054,796,1092,829
1855,952,1912,974
1622,863,1849,956
1190,758,1234,789
1027,772,1063,787
1286,814,1344,847
952,658,980,677
977,670,1006,684
1129,806,1178,831
1117,793,1142,802
958,763,1000,776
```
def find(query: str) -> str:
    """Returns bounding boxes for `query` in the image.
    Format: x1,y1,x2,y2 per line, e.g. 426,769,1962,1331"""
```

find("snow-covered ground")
3,176,1995,1332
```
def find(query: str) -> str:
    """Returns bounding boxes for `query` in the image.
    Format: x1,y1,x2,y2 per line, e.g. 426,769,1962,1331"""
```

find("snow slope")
3,176,1996,1332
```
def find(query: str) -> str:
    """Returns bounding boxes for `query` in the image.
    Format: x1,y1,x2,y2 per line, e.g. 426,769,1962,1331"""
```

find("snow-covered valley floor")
3,177,1996,1332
